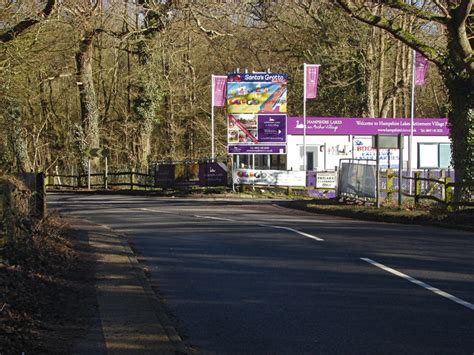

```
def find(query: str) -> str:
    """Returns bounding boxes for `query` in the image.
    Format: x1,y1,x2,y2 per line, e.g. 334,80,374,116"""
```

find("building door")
306,151,314,171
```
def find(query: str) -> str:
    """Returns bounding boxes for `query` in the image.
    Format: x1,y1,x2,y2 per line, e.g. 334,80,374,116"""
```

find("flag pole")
211,75,215,161
303,63,307,172
409,49,416,191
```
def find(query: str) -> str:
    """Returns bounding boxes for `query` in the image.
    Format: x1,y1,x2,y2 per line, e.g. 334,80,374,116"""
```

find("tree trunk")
445,74,474,202
75,31,100,174
377,29,386,117
392,40,401,117
6,101,32,173
137,119,153,170
365,27,376,118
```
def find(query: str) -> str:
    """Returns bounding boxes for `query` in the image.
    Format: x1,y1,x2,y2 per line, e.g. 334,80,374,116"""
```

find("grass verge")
283,198,474,232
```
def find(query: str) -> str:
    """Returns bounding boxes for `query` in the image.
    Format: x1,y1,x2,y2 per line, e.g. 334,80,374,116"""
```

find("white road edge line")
259,224,324,241
361,257,474,311
194,215,236,222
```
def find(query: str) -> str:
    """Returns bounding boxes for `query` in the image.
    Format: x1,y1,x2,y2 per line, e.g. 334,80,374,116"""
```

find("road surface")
49,193,474,355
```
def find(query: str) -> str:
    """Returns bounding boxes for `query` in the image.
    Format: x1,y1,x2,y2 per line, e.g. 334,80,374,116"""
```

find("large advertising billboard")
227,73,287,114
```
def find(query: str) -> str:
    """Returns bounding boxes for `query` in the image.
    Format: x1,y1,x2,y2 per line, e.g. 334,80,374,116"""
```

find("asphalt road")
48,193,474,355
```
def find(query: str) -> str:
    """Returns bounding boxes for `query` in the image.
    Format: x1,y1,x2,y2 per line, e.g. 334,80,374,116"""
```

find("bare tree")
0,0,56,43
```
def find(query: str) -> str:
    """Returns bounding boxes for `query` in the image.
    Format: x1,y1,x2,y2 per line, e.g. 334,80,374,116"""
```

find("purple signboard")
198,162,228,187
287,117,449,136
228,114,286,143
258,114,286,143
155,162,228,188
228,145,286,154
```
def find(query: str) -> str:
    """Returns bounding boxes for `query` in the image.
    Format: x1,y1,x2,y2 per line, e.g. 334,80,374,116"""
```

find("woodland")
0,1,472,186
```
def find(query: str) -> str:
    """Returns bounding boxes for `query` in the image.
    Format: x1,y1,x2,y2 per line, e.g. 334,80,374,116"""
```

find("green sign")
85,147,110,158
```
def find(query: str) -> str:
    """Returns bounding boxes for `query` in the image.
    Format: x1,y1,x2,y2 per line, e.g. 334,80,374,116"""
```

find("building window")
418,143,452,169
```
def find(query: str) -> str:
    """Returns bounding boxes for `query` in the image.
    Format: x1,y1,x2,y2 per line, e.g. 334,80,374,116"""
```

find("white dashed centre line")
259,224,324,241
194,215,236,222
361,258,474,311
138,208,173,214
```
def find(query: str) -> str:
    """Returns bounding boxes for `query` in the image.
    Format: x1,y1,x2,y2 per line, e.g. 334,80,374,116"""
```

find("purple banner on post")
287,117,449,136
415,52,429,86
305,64,320,99
212,75,227,107
227,145,286,154
257,114,286,143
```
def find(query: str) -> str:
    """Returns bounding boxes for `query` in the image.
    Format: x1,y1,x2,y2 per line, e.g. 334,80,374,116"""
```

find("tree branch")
0,0,56,43
433,0,451,18
335,0,446,69
449,0,474,77
381,0,449,24
189,7,233,39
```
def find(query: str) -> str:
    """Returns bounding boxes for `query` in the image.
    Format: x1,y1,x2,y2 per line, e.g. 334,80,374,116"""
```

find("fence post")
414,171,421,207
386,169,393,202
440,170,446,201
130,169,134,190
104,156,108,190
36,172,46,218
88,159,91,190
444,176,453,208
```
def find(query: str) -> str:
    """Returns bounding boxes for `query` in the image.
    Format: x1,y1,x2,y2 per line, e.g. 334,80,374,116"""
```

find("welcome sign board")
287,117,449,136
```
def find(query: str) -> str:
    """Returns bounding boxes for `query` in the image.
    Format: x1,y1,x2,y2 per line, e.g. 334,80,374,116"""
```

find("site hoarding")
226,73,288,114
233,169,305,186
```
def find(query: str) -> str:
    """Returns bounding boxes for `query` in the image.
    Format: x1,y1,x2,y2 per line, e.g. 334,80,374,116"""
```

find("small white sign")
316,172,337,189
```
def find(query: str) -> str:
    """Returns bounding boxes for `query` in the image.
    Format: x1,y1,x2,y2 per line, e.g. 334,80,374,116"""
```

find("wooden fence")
383,169,473,208
46,170,154,190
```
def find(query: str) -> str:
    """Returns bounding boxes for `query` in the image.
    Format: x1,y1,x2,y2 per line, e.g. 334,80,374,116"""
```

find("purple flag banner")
212,75,227,107
415,52,429,86
305,64,320,99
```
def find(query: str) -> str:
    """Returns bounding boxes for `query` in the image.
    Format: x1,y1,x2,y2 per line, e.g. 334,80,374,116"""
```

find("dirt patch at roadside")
0,215,99,354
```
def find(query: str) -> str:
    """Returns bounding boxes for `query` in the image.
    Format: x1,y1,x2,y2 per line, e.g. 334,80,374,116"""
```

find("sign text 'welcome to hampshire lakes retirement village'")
287,117,449,136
